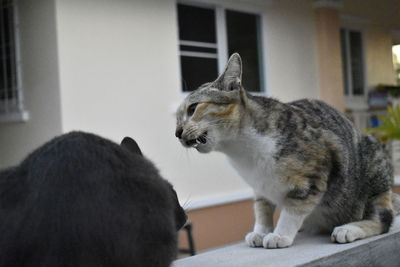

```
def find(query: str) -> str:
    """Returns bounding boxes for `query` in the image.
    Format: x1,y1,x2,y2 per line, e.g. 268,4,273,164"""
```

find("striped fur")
175,53,397,248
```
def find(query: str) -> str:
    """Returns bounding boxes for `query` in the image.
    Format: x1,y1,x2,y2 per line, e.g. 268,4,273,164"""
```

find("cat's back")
288,98,358,142
25,131,136,170
289,99,350,128
18,130,172,225
23,131,161,186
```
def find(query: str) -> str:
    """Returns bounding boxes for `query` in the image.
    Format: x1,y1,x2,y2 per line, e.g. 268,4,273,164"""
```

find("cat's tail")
392,193,400,216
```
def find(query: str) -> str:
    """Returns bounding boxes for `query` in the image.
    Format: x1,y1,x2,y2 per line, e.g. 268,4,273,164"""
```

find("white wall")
262,0,320,101
0,0,62,168
365,26,397,89
55,0,252,205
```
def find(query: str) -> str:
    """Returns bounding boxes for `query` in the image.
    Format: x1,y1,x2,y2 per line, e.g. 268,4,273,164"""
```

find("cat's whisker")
184,147,192,159
182,199,192,211
180,193,192,212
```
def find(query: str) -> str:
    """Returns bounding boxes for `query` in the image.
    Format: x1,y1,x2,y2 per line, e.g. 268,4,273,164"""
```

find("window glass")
226,10,262,92
349,31,364,95
340,29,349,95
180,56,218,91
340,28,365,97
0,0,17,101
177,4,218,92
178,4,216,43
177,4,263,93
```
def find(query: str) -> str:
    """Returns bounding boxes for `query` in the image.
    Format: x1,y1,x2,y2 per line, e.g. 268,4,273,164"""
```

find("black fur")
0,131,186,267
287,181,320,201
379,209,393,233
286,188,309,200
121,136,143,156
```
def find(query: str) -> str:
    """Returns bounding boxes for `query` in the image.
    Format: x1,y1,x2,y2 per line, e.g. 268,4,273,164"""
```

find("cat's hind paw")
331,225,365,243
245,232,266,247
262,233,293,249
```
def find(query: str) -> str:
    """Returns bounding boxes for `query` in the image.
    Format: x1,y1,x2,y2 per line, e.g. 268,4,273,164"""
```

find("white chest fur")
218,130,286,205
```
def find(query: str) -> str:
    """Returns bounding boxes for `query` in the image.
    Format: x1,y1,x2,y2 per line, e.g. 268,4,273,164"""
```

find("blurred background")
0,0,399,255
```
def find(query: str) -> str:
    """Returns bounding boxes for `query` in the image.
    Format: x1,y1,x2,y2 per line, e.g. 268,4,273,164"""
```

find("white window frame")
341,27,368,110
0,0,28,123
176,0,266,96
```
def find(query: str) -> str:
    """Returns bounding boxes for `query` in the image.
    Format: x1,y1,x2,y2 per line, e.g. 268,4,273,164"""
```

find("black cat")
0,131,187,267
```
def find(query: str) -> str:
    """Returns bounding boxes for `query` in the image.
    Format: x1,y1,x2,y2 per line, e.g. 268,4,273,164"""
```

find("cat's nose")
175,128,183,139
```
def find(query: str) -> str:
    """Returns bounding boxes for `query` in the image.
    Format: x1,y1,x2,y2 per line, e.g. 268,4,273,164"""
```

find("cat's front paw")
262,233,293,249
245,232,266,247
331,225,365,243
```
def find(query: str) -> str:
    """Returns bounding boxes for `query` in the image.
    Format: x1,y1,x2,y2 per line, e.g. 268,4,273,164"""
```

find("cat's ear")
213,53,242,91
121,137,143,156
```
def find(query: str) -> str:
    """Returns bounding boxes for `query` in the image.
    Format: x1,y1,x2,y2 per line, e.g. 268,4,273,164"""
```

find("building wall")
54,0,249,204
179,199,254,253
0,0,62,168
364,26,397,89
314,7,345,112
261,0,320,102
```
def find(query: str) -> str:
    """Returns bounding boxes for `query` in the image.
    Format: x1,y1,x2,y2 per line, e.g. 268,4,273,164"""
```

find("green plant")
365,105,400,142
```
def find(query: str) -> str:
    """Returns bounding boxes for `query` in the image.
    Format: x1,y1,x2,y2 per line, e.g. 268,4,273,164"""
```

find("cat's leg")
331,191,394,243
263,208,309,248
263,179,325,249
245,197,275,247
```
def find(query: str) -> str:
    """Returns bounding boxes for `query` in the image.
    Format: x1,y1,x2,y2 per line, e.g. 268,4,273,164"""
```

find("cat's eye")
187,103,198,116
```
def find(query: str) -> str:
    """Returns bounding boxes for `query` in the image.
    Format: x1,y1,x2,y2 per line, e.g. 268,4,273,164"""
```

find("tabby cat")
0,131,186,266
175,53,400,248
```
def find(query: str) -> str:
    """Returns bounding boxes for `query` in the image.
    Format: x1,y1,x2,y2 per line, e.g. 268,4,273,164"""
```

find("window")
340,28,365,97
178,4,218,92
177,3,264,92
0,0,26,122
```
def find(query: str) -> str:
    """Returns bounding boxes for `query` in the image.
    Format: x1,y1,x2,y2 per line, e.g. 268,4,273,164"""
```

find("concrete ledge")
174,217,400,267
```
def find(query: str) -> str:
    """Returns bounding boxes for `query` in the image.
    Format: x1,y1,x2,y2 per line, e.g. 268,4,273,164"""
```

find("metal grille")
0,0,23,115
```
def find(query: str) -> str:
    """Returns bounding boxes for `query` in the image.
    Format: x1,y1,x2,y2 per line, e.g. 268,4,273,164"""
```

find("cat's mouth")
185,131,208,148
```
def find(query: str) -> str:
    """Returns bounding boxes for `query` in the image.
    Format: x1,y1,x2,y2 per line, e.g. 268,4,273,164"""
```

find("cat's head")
121,137,187,230
175,53,248,153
